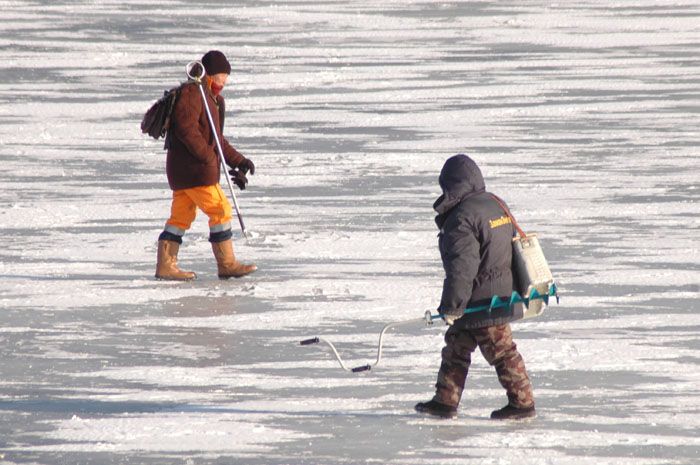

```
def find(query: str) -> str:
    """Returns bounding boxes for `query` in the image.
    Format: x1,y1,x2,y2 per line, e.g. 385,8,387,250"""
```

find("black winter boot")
414,400,457,419
490,404,536,420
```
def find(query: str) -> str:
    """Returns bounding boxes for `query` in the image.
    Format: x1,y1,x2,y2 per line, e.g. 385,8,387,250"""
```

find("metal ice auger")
186,61,248,238
299,283,559,373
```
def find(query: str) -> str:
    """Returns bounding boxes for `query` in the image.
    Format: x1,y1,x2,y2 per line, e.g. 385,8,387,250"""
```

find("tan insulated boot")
211,239,257,279
155,240,196,281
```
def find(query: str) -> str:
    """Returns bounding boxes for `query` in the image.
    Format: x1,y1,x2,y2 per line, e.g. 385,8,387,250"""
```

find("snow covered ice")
1,1,698,464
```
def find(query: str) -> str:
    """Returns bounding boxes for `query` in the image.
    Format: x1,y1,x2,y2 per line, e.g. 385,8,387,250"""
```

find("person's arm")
438,214,480,320
215,97,247,168
221,137,246,168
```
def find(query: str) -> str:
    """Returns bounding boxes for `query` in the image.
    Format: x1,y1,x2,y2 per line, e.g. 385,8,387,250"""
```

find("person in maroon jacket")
155,50,256,281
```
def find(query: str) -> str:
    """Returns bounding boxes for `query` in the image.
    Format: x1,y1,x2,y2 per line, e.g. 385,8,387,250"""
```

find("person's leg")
186,184,256,278
155,190,197,280
434,325,479,407
188,183,233,242
162,189,198,240
474,324,535,419
415,325,478,418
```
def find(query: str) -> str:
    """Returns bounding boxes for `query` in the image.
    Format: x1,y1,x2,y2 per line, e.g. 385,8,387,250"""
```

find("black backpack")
141,84,184,147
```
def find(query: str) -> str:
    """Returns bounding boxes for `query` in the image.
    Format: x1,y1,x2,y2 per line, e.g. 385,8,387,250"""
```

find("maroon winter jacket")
166,81,245,190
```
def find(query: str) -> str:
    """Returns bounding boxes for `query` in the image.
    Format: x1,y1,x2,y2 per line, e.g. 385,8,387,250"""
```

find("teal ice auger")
427,283,559,322
299,283,559,373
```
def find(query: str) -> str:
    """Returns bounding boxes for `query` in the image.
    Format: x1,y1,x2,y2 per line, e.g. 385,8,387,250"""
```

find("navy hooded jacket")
434,154,523,329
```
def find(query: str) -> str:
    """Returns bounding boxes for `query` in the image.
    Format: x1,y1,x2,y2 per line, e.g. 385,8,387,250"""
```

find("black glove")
229,168,248,190
238,158,255,175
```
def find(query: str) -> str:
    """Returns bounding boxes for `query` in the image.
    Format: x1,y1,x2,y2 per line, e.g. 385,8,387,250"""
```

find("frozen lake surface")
1,1,698,464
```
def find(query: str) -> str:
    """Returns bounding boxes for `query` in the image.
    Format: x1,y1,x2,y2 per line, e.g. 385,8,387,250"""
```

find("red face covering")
211,82,224,96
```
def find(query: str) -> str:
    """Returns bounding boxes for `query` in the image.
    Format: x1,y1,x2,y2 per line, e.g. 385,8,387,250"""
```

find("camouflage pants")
433,323,534,408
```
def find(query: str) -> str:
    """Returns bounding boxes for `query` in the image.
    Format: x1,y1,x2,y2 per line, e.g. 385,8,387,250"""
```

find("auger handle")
352,365,371,373
299,337,320,346
186,61,206,80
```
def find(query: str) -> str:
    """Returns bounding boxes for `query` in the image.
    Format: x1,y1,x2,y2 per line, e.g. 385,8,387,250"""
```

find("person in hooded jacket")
155,50,257,281
415,154,536,420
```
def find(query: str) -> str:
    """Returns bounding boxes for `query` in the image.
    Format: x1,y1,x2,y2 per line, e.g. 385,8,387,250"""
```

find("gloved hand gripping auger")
299,283,558,373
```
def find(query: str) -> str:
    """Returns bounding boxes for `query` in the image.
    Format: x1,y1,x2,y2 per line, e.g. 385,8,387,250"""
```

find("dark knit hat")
202,50,231,76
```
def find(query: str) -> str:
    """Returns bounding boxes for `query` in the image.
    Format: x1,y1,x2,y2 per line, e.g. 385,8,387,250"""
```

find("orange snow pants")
164,184,232,236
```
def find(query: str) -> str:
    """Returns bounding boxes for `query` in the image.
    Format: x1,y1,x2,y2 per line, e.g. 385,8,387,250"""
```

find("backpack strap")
491,194,526,239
